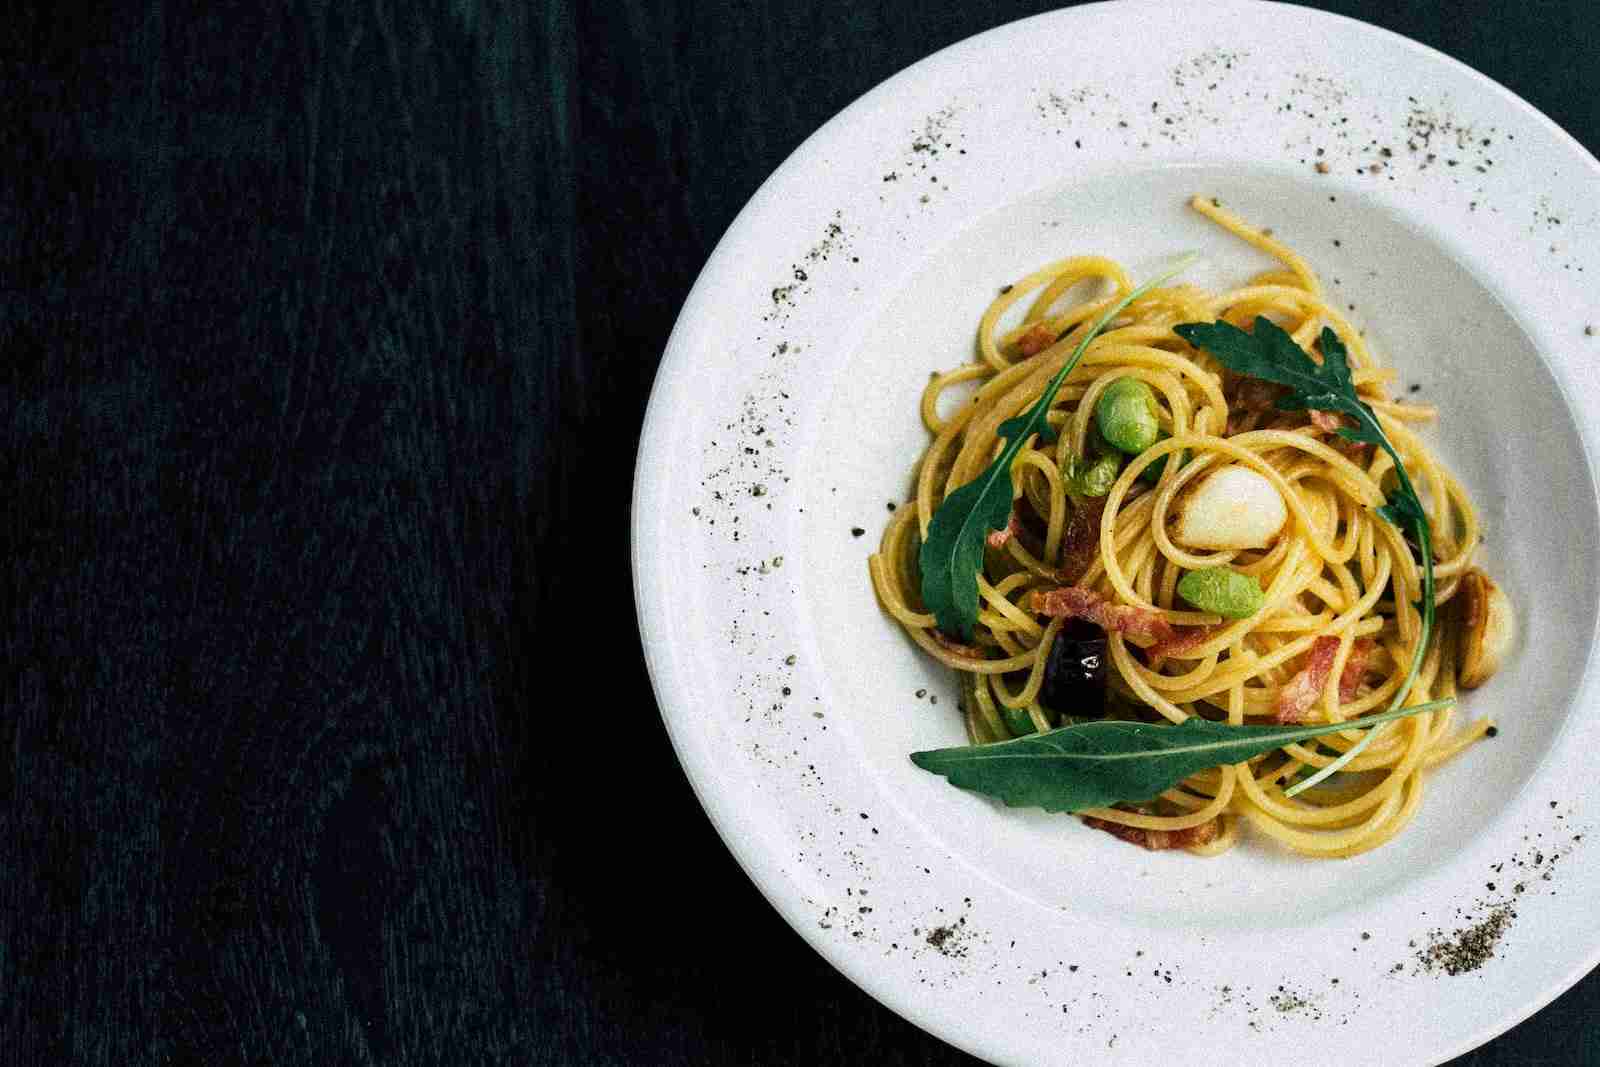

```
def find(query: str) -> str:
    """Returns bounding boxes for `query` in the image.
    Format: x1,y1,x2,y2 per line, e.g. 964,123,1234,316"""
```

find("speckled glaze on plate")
632,3,1600,1063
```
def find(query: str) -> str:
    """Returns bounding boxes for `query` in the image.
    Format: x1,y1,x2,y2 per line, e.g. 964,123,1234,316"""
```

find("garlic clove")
1457,568,1515,689
1174,465,1288,550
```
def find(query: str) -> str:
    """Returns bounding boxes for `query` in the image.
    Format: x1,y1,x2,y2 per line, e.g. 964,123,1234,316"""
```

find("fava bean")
1177,566,1266,619
1094,377,1161,454
1002,703,1038,737
1074,452,1122,497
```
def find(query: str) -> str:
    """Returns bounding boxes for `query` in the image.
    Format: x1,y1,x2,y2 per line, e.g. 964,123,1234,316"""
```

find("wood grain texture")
0,0,1596,1064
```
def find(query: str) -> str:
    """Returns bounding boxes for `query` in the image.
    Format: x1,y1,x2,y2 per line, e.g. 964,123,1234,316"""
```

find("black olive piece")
1040,619,1109,717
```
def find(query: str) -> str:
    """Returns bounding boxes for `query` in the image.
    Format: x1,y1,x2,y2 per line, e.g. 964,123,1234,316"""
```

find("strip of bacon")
985,512,1022,550
1308,408,1344,433
1082,815,1219,851
1332,436,1374,465
1338,637,1375,702
1055,495,1106,585
1232,375,1284,412
1273,635,1340,723
1032,586,1177,645
1148,624,1227,660
1016,323,1056,357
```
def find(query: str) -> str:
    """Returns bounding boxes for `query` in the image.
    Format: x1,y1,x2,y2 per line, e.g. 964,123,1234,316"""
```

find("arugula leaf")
1172,317,1436,796
911,699,1453,813
918,254,1198,638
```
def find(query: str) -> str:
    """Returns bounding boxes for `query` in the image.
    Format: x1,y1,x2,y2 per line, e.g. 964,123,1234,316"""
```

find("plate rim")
632,3,1600,1062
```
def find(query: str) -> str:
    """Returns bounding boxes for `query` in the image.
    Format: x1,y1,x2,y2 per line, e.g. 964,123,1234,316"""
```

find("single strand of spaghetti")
1013,448,1068,565
966,673,1011,743
1126,534,1162,604
1079,775,1233,830
870,512,937,627
1189,195,1321,296
920,362,989,435
990,569,1041,601
1430,472,1481,581
882,502,933,601
1370,398,1438,422
1244,268,1304,288
1251,613,1340,635
1375,520,1422,645
905,627,1038,673
869,554,937,630
1424,719,1494,767
1352,365,1399,389
1023,701,1053,734
1156,552,1182,616
1419,628,1461,747
1356,511,1379,591
1189,814,1240,855
1422,703,1458,751
1020,462,1053,535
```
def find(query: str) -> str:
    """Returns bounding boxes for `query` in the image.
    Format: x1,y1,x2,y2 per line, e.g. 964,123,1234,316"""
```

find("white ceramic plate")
633,3,1600,1063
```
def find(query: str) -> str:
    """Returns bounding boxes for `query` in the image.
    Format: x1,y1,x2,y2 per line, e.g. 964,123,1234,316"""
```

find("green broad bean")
1094,377,1161,454
1177,566,1266,619
1073,452,1122,497
1002,704,1038,737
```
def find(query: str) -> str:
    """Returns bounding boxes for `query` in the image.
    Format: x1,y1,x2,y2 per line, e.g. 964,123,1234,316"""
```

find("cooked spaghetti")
869,195,1509,858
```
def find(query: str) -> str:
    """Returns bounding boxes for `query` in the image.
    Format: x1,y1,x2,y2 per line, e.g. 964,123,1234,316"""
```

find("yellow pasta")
869,196,1505,858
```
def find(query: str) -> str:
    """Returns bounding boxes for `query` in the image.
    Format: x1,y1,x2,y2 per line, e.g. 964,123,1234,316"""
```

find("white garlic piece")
1457,568,1515,689
1174,465,1288,550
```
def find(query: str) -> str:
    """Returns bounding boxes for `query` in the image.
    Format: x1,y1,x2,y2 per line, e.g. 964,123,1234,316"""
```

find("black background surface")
3,1,1597,1064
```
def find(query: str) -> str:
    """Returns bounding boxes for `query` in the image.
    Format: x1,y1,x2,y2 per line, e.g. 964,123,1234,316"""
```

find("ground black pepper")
1415,903,1514,975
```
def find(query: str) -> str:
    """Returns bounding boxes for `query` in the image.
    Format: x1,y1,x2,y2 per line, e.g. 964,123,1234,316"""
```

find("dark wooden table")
5,1,1597,1063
